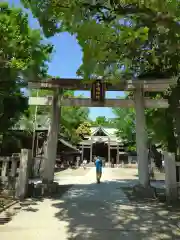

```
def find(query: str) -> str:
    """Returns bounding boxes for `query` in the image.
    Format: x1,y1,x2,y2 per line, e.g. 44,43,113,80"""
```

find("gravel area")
55,167,91,177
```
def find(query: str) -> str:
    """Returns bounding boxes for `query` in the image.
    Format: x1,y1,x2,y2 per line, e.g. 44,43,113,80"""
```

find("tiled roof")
80,126,123,145
12,117,79,151
90,126,118,137
59,138,79,152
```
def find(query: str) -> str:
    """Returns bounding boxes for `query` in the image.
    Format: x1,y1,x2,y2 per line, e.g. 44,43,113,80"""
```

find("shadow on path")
52,179,180,240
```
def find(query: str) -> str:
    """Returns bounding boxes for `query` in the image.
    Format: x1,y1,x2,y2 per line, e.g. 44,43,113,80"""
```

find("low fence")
0,156,20,177
0,156,20,195
0,149,32,199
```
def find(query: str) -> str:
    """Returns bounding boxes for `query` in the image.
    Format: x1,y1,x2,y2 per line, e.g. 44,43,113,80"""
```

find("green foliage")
146,108,167,144
27,89,90,144
60,104,90,144
91,116,113,127
0,3,53,134
21,0,180,79
1,131,32,155
145,107,176,152
113,108,135,143
76,122,91,139
21,0,149,80
20,0,180,79
0,2,53,79
21,0,180,153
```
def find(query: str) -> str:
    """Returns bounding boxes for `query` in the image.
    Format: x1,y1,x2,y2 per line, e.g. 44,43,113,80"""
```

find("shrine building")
78,126,126,163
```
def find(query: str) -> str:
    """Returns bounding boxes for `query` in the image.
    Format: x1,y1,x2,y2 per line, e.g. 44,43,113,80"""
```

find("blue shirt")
95,159,102,172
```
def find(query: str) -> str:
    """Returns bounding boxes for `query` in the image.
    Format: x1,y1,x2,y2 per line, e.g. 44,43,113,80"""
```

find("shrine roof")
58,138,80,152
91,127,118,137
80,126,123,145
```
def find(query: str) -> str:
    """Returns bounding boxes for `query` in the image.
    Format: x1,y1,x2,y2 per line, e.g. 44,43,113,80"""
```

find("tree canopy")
0,2,53,135
20,0,180,79
113,108,135,143
76,122,91,139
19,0,180,157
90,116,112,127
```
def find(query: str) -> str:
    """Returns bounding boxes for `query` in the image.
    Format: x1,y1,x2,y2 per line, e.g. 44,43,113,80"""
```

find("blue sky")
8,0,124,120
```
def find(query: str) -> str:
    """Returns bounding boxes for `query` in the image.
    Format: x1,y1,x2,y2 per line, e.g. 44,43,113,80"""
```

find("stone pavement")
0,168,180,239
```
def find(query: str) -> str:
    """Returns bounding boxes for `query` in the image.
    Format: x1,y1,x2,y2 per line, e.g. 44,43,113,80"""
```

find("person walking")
82,159,87,169
95,156,102,183
111,158,115,168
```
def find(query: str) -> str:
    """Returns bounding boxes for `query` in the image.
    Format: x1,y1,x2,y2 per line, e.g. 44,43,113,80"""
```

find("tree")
20,0,180,78
113,108,135,141
91,116,112,127
27,89,90,144
0,3,53,136
19,0,155,79
76,122,91,139
145,107,176,152
60,104,90,144
112,92,176,152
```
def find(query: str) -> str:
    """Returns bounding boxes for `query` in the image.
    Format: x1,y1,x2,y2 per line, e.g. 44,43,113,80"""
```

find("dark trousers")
96,170,102,182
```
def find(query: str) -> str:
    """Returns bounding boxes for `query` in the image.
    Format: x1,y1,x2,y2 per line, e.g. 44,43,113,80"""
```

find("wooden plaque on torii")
91,80,106,102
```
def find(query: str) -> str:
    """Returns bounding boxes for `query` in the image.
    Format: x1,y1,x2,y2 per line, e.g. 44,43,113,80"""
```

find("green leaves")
91,116,112,127
0,3,53,134
19,0,180,153
19,1,143,79
28,89,90,144
20,0,180,81
113,107,136,142
0,3,53,80
76,122,91,138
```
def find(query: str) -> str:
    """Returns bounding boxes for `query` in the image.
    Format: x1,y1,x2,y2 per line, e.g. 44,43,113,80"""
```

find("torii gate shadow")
50,179,180,240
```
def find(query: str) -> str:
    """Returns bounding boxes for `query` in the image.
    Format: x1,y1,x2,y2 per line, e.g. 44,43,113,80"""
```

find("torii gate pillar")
42,89,60,183
134,86,149,187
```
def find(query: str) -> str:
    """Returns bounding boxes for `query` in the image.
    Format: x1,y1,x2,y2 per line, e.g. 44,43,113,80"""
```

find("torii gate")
28,78,174,187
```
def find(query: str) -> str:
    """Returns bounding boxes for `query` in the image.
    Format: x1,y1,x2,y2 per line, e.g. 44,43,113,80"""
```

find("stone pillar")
164,152,178,202
42,89,61,183
90,143,93,162
81,145,84,162
134,86,149,187
16,149,32,199
108,139,111,164
11,159,17,177
128,156,132,164
76,156,80,167
116,145,119,165
1,160,8,178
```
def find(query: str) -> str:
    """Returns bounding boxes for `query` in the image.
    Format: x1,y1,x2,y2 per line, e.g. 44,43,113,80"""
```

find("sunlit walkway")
0,168,180,239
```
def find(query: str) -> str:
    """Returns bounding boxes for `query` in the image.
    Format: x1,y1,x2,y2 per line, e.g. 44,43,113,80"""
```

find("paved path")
0,168,180,239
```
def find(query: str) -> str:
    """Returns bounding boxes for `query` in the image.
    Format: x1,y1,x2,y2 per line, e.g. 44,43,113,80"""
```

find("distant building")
5,116,80,162
78,126,127,163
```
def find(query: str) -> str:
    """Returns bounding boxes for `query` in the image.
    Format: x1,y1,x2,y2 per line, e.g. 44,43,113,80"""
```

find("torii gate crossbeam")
29,78,174,189
29,97,169,108
28,78,174,92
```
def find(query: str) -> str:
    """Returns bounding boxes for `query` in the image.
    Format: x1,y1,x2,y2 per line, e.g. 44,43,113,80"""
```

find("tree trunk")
165,109,177,154
173,108,180,160
150,144,162,169
168,82,180,159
